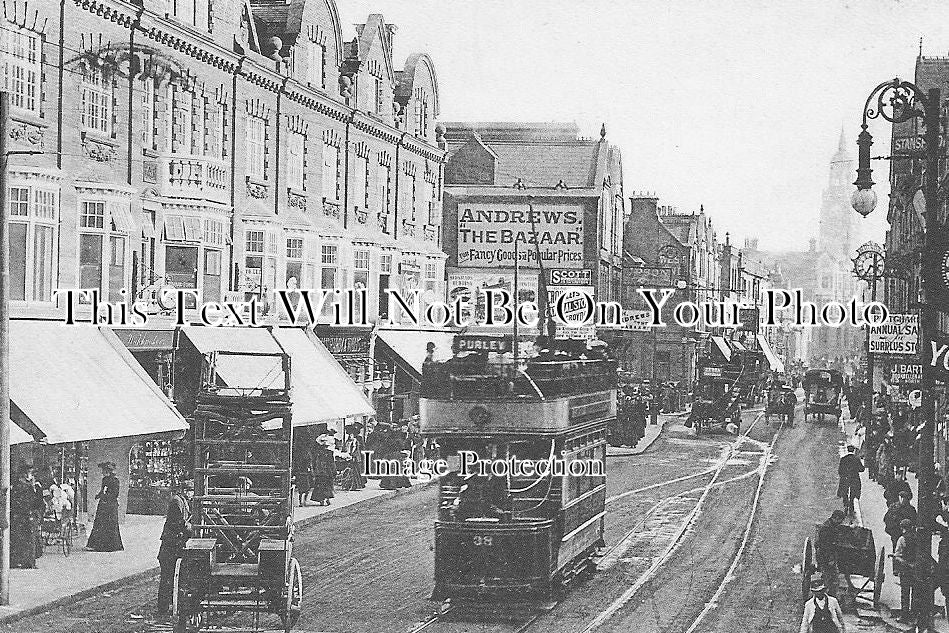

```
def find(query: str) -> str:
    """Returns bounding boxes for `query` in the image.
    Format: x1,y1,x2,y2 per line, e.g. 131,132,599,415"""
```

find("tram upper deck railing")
420,356,619,402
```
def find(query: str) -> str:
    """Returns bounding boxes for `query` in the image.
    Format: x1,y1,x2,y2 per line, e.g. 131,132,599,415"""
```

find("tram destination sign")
869,313,919,356
455,335,512,354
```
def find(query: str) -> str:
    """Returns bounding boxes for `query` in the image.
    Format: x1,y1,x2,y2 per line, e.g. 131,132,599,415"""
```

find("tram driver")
454,473,511,522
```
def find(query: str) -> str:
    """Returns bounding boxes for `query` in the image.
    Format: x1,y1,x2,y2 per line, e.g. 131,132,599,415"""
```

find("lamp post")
852,78,941,631
852,242,885,405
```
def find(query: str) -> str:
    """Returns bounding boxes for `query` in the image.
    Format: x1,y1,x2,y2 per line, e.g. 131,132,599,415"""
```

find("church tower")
817,129,857,259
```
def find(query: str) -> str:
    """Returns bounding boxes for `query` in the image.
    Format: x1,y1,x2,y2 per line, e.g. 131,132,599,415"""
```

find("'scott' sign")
456,203,584,268
869,313,919,355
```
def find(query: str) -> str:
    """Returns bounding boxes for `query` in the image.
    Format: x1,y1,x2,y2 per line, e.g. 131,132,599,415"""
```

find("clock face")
853,251,884,281
942,250,949,290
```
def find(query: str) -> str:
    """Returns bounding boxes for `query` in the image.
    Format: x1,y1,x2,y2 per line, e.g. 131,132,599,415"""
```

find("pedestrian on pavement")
344,423,367,490
935,496,949,619
883,473,912,507
884,489,917,553
11,462,42,569
815,510,846,598
893,518,917,623
876,438,894,489
799,579,846,633
292,443,313,507
157,480,194,619
86,461,124,552
837,446,864,516
311,433,336,505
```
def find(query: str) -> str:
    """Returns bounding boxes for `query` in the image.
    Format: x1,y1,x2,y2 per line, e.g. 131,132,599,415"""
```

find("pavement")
838,412,949,633
0,476,434,623
605,410,686,457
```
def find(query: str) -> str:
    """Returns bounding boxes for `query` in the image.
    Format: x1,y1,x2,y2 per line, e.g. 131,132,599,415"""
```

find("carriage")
420,337,616,606
803,369,844,423
173,351,302,633
801,523,884,610
764,384,796,424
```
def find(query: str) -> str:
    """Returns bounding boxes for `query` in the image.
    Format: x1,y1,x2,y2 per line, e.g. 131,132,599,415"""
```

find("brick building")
1,0,447,512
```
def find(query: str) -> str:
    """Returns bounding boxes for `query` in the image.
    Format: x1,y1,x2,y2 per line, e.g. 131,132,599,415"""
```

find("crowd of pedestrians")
10,461,85,569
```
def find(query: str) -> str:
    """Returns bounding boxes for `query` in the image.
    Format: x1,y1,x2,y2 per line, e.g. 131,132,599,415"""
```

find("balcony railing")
421,357,618,401
166,155,229,202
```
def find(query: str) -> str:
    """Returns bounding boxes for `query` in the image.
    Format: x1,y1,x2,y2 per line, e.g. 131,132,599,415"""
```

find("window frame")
245,115,266,179
287,131,305,191
0,21,42,114
7,185,58,302
80,65,112,135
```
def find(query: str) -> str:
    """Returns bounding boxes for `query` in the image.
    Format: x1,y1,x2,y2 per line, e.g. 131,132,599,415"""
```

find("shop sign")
456,203,584,268
113,328,176,350
869,313,919,355
888,362,922,386
548,268,592,286
456,335,512,354
625,266,674,288
555,324,596,341
447,271,539,325
893,135,926,154
619,309,652,331
703,366,723,377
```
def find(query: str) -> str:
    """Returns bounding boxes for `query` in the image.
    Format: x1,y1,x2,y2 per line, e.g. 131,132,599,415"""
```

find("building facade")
440,122,625,337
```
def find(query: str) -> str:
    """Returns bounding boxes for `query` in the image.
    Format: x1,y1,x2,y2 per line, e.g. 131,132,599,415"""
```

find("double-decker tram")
419,336,617,605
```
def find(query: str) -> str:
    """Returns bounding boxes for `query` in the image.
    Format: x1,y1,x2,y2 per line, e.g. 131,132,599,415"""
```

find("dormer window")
307,40,325,89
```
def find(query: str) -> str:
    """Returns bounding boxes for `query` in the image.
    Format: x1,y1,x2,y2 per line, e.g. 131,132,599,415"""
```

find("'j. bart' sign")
456,203,584,268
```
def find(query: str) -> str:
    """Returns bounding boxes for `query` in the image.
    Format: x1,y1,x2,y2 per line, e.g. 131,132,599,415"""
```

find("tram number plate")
472,535,494,547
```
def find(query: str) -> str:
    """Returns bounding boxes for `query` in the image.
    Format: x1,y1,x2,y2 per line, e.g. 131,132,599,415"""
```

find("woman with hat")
310,429,336,505
86,461,124,551
11,462,42,568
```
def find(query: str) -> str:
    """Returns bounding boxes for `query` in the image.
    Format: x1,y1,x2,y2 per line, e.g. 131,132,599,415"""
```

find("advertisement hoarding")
456,203,584,268
869,313,919,356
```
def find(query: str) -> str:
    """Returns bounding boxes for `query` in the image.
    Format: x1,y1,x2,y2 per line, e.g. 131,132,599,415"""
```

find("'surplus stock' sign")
869,313,919,355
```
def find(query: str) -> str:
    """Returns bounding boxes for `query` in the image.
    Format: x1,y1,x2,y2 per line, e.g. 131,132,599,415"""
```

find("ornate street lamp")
853,77,941,631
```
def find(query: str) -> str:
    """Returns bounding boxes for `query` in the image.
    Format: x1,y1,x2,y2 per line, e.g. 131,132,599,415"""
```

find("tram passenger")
455,474,511,521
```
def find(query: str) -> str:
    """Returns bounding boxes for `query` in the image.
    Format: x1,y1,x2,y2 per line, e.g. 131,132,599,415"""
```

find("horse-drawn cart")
173,350,302,633
801,523,885,610
803,369,844,423
764,385,796,424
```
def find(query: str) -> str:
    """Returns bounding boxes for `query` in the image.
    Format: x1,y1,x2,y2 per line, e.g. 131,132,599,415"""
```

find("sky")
337,0,949,251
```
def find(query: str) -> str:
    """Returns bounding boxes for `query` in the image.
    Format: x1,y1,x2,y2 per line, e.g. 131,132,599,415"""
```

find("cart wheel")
873,546,885,609
802,537,814,602
281,557,303,632
61,523,72,557
173,559,203,633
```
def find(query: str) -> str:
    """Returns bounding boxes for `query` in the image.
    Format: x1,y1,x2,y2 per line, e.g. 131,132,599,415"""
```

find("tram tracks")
407,410,778,633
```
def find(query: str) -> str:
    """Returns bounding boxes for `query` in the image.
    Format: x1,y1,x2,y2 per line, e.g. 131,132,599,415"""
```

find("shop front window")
79,233,103,294
203,249,221,303
165,245,198,308
109,235,125,302
8,186,57,302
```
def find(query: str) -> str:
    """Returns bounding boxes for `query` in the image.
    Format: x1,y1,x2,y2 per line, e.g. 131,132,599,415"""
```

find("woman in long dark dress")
11,463,41,568
86,462,124,552
310,436,336,505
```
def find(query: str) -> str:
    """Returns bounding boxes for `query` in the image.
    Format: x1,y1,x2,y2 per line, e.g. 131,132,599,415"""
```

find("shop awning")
181,327,373,426
8,420,34,445
9,321,188,444
271,328,374,425
179,326,286,391
732,341,747,352
757,334,785,373
711,336,732,362
375,328,457,381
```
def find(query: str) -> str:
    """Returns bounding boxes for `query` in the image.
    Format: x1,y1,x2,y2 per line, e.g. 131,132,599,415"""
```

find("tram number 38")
472,535,494,547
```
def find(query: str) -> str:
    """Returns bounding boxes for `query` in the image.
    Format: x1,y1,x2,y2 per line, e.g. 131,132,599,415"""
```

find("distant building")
441,122,625,339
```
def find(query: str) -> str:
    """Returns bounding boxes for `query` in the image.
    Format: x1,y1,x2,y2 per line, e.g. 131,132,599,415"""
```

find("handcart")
173,351,302,633
801,523,884,610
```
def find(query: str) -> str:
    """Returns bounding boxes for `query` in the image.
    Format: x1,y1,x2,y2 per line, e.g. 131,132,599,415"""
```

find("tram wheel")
801,537,814,602
281,557,303,632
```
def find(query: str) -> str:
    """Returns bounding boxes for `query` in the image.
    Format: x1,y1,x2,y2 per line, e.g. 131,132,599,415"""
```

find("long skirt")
10,516,37,568
86,500,124,551
311,473,335,503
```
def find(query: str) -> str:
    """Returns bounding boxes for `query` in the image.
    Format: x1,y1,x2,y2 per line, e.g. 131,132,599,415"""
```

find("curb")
0,479,438,625
606,412,683,457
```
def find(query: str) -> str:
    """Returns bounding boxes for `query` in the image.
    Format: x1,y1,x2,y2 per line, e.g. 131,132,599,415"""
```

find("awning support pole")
0,92,11,605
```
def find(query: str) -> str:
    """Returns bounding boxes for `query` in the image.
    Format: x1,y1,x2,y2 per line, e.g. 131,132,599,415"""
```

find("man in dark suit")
157,480,194,620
